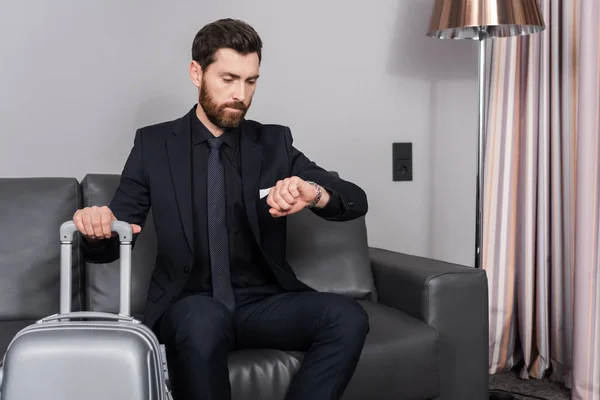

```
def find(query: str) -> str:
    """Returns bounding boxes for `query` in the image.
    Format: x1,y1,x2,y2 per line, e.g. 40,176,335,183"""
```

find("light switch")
393,143,412,181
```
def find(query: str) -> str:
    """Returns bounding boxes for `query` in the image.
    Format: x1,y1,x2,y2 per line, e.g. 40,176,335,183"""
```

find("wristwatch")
305,181,322,208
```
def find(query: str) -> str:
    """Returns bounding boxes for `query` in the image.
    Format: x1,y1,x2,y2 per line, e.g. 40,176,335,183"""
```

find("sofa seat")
229,349,303,400
227,301,440,400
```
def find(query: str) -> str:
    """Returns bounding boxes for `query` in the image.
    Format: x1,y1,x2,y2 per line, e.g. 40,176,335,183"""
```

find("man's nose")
232,82,246,102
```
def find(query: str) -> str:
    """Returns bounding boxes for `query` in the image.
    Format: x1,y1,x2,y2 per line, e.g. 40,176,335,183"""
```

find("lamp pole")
475,27,486,269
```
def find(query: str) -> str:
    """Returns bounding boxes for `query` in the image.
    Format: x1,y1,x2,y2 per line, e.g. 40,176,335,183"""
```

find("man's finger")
272,181,292,211
91,208,104,238
74,212,87,236
269,208,288,218
101,210,113,238
266,188,281,211
289,179,300,198
83,212,96,239
269,181,284,210
273,188,292,211
279,179,297,204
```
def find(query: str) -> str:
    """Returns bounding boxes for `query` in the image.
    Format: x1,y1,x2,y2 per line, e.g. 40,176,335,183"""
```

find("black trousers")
153,287,370,400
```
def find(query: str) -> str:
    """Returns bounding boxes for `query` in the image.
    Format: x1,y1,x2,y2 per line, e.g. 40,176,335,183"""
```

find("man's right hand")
73,206,142,242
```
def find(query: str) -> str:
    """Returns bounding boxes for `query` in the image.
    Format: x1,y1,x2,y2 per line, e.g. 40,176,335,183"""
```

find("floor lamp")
426,0,545,270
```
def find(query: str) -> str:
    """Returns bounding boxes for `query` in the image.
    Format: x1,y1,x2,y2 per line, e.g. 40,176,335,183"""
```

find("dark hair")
192,18,262,70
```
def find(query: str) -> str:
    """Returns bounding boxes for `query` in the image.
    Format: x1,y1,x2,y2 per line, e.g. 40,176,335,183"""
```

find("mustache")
222,102,247,111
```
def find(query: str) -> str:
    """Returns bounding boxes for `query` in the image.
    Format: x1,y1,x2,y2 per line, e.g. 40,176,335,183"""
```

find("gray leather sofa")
0,175,489,400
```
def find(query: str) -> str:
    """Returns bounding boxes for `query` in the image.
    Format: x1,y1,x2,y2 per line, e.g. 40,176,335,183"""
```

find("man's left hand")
266,176,328,218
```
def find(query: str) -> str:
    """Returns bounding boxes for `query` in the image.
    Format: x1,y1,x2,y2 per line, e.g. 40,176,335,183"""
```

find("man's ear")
190,61,203,88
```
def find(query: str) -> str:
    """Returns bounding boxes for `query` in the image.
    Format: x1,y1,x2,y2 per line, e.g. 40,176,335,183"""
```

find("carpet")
489,370,571,400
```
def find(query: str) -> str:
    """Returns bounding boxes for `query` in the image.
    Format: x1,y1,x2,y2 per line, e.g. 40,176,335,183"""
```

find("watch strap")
305,181,322,209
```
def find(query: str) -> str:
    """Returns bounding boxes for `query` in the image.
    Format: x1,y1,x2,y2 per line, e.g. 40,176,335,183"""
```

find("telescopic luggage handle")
59,220,133,316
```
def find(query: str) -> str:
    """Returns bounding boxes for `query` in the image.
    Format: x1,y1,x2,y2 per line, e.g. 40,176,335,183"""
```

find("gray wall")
0,0,478,266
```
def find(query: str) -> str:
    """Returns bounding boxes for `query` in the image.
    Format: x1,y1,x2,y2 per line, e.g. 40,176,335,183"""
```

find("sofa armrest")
369,247,489,400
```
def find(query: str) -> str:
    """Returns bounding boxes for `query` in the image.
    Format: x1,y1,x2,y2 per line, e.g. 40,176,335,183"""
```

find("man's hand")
73,206,142,242
266,176,330,218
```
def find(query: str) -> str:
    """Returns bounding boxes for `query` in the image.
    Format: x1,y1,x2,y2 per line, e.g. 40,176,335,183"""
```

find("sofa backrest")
0,177,84,318
286,208,376,300
80,173,376,317
0,178,83,353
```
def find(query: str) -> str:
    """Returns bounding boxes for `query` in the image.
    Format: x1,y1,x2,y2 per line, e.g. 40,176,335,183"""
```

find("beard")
199,78,250,129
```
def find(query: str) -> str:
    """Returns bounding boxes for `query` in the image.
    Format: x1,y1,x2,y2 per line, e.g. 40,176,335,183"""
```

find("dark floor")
489,369,571,400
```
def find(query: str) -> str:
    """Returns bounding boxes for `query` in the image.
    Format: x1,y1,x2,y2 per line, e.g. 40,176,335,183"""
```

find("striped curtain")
483,0,600,399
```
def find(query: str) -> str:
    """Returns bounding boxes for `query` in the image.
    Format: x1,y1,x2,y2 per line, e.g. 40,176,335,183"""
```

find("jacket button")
169,296,176,303
184,266,190,273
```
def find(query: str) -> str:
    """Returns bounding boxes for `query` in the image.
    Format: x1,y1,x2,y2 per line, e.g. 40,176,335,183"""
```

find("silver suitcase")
0,221,172,400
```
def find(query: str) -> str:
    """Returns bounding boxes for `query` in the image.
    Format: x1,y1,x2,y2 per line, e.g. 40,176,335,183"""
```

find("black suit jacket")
83,108,368,329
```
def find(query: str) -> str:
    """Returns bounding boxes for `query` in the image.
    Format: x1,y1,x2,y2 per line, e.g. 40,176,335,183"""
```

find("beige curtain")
483,1,600,399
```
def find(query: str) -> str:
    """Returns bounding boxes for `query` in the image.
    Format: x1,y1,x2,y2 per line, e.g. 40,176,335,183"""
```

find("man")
75,18,369,400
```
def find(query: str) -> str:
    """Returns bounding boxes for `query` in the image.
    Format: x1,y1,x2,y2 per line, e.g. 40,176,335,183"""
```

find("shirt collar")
190,107,239,150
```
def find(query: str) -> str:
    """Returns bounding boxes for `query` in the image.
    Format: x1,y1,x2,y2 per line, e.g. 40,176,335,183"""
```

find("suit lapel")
166,112,194,253
240,122,263,243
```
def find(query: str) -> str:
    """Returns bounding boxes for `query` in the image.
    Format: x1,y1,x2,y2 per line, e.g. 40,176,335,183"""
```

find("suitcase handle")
59,220,134,317
60,220,133,241
39,311,138,324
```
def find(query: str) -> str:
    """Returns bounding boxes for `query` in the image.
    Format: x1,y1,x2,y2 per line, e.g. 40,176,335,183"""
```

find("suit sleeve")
82,129,151,263
285,127,368,221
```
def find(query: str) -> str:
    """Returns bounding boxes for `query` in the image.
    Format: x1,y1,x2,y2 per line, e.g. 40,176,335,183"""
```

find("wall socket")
393,143,412,181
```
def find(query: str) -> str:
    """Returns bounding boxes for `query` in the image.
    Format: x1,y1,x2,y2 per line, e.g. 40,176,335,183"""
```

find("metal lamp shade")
427,0,546,40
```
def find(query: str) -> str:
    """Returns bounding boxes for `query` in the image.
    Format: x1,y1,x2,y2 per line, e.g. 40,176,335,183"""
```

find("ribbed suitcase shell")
0,221,171,400
2,319,169,400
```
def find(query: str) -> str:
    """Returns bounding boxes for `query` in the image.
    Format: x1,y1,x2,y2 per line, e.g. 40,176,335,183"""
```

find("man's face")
195,48,260,129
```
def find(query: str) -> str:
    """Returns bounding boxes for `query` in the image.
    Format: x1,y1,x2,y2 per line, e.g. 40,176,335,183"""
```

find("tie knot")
208,137,223,150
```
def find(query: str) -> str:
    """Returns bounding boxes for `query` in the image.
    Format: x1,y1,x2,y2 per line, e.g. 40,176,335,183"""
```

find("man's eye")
223,77,233,82
247,80,256,85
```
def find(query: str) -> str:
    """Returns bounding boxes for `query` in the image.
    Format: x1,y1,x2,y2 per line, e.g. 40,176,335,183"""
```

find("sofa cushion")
80,174,157,318
0,178,83,321
345,301,440,400
286,208,376,300
226,301,440,400
228,349,303,400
